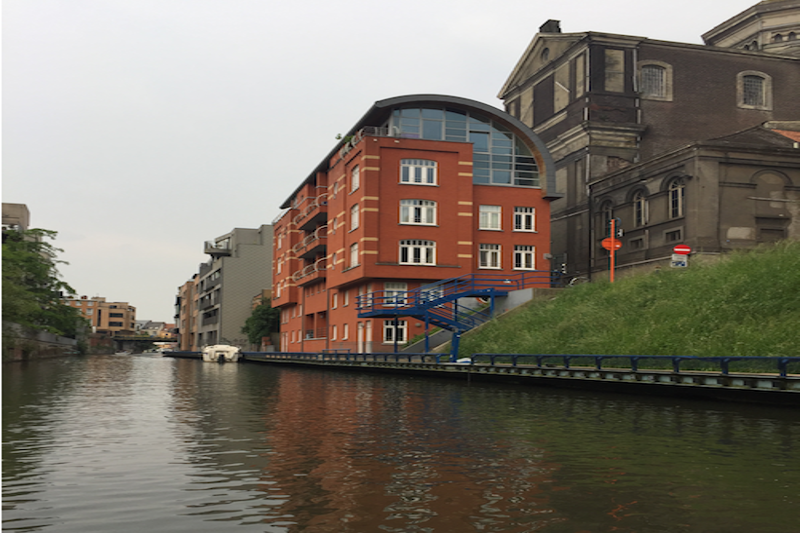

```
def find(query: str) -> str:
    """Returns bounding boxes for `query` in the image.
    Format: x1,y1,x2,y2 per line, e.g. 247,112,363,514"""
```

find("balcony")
204,241,231,258
293,193,328,232
291,258,327,286
292,225,328,260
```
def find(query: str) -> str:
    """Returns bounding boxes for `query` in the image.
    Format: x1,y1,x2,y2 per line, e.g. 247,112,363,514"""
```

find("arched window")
669,178,686,219
773,34,784,43
633,191,648,227
737,71,772,110
788,32,797,41
638,61,673,101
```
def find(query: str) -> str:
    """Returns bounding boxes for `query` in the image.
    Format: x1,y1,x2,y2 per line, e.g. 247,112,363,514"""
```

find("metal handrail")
240,352,800,377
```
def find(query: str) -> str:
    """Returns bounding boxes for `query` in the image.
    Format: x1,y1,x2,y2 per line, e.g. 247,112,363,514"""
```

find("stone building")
499,0,800,278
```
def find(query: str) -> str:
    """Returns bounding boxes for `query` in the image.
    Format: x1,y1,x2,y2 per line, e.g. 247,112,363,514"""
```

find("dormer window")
638,61,673,101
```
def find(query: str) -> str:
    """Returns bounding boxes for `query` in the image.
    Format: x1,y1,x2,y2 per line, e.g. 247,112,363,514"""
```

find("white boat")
202,344,241,363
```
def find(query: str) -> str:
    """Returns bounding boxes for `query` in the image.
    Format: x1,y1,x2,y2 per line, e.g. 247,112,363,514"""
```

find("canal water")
3,355,798,533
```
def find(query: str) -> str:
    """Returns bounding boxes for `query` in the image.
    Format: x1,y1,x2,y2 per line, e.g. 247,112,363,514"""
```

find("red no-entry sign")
602,238,622,251
673,244,692,255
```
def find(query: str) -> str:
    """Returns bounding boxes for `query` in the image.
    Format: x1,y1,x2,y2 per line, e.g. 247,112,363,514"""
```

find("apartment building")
178,225,274,349
499,0,800,278
272,94,557,353
63,296,137,336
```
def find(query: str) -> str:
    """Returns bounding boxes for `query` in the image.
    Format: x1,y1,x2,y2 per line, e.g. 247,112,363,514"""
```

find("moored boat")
201,345,241,363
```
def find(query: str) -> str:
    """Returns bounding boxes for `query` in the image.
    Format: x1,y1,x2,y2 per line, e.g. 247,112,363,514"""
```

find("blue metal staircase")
357,271,558,359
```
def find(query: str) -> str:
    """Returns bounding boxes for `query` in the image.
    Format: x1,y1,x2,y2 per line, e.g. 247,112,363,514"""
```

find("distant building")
63,296,137,336
499,0,800,278
176,225,274,349
271,94,556,353
2,203,30,232
175,276,198,351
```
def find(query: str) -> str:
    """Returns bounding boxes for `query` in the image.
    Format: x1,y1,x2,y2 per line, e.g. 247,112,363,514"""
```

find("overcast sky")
3,0,758,321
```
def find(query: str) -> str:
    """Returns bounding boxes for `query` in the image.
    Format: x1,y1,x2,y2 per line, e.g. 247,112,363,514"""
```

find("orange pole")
610,218,615,283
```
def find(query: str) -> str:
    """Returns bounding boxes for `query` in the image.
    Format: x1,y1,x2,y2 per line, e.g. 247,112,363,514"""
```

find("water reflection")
3,355,799,532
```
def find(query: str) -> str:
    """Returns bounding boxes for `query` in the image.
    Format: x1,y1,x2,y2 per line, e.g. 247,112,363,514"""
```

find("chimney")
539,20,561,33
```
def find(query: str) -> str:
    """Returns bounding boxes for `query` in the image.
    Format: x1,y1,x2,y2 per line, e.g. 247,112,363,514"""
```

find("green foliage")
458,241,800,358
241,298,280,345
2,228,85,337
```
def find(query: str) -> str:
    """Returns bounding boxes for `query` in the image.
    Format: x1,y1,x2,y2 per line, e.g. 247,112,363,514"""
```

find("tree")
2,228,85,337
241,298,280,345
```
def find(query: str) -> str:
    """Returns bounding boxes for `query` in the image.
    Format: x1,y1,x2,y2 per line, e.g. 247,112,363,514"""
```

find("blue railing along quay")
165,351,800,406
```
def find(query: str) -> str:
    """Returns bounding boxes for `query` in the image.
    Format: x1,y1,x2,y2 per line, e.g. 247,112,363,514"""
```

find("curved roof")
280,94,558,209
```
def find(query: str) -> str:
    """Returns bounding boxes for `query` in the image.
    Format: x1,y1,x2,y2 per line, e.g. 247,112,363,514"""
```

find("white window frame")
383,320,408,344
384,282,408,306
513,207,536,232
343,290,349,307
479,244,501,269
400,199,436,225
332,293,338,309
400,159,437,185
350,203,360,231
399,239,436,265
350,165,360,192
349,242,359,267
343,323,349,340
331,325,337,341
513,245,536,270
479,205,502,230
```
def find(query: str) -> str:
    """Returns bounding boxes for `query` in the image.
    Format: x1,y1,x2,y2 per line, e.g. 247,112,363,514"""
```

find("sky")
3,0,759,321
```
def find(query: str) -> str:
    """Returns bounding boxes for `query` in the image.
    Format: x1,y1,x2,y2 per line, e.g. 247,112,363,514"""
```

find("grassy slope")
457,241,800,358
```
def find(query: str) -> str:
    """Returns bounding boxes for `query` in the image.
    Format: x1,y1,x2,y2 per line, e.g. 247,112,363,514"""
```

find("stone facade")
499,1,800,278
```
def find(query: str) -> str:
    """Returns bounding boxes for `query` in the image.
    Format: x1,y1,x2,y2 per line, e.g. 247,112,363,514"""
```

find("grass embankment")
457,241,800,367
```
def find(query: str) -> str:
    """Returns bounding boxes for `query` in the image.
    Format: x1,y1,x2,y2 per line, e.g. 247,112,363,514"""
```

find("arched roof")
280,94,559,209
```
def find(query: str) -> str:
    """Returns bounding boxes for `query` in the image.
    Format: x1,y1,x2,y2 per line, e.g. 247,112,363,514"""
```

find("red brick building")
272,95,557,353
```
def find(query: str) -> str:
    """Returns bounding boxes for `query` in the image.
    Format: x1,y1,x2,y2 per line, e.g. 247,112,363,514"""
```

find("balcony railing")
292,193,328,228
291,258,327,284
292,225,328,258
204,241,231,257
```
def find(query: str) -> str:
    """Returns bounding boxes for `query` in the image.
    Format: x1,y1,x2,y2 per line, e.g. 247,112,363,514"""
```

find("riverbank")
457,241,800,361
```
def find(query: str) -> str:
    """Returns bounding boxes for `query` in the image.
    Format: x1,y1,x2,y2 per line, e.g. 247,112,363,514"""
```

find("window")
110,313,123,318
349,243,359,267
638,62,672,101
388,108,538,187
350,203,360,230
277,258,282,274
331,325,337,341
332,293,338,309
400,239,436,265
350,165,360,192
400,199,436,225
343,290,349,306
384,282,408,306
479,205,501,230
514,207,536,231
86,309,93,315
633,191,648,227
400,159,437,185
383,320,408,344
737,71,772,110
669,178,686,219
109,321,123,327
479,244,501,269
343,323,349,340
665,229,682,243
514,245,536,270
